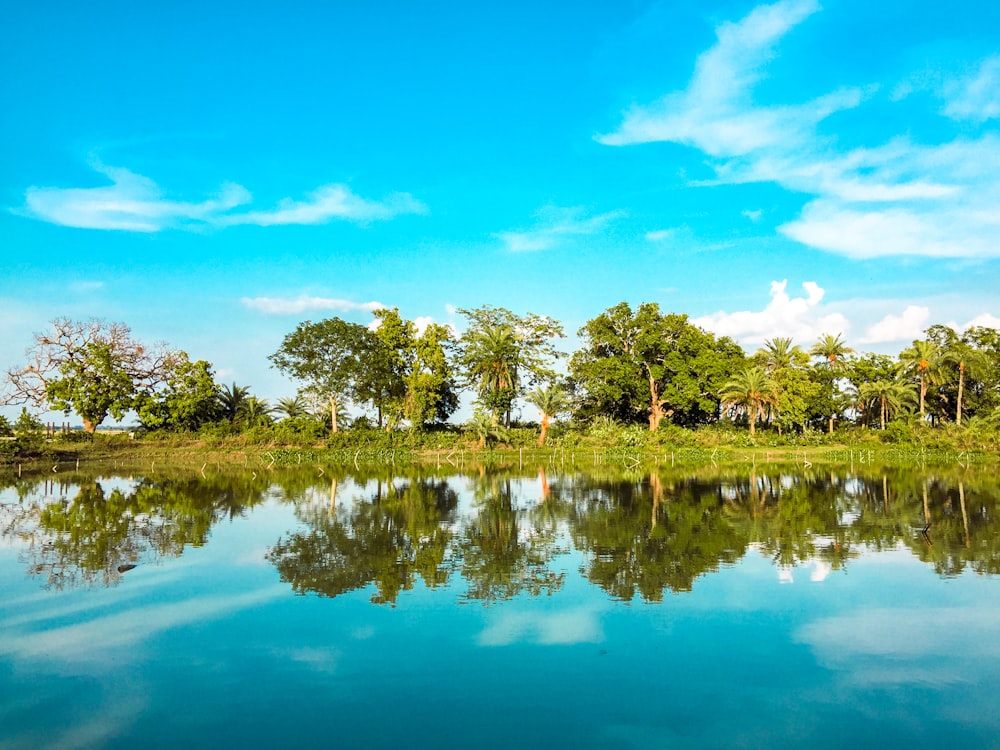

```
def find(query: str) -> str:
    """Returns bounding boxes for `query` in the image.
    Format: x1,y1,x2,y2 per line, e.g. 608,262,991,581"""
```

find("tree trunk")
828,414,834,434
919,375,927,417
538,413,550,446
82,418,97,434
646,367,665,431
956,362,965,426
329,394,338,433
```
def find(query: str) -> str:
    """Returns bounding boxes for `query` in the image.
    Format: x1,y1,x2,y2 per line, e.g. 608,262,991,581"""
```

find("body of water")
1,464,998,748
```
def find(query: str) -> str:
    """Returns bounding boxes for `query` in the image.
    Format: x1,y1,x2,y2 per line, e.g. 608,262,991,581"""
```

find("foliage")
4,318,181,432
456,305,564,424
135,356,221,431
269,317,371,432
570,302,744,431
719,366,779,436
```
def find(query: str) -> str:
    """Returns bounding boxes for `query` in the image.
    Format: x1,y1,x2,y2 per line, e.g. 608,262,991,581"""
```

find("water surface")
2,464,999,749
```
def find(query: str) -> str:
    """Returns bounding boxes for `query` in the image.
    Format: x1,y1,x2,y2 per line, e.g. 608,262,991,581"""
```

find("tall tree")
719,366,779,436
269,318,371,432
571,302,744,430
926,325,992,426
898,339,942,419
808,333,854,433
456,306,564,426
753,338,813,434
3,318,178,432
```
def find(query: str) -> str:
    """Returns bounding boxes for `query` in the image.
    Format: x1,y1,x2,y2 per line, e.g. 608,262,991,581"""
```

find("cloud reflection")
0,586,285,665
478,604,606,646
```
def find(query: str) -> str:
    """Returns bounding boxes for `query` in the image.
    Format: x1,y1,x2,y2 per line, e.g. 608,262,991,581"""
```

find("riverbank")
3,428,996,478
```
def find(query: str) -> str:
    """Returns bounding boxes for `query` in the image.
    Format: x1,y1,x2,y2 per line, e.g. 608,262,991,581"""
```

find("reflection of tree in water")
738,472,857,572
568,473,749,601
458,468,566,604
0,473,269,589
267,474,459,604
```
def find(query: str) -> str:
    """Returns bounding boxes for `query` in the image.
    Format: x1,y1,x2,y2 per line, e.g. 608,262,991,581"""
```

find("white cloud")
23,160,250,232
741,209,763,222
693,279,849,345
645,229,674,242
217,185,427,227
861,305,930,344
943,55,1000,122
597,0,855,157
599,2,1000,259
495,205,626,252
19,161,425,232
241,295,385,315
963,312,1000,329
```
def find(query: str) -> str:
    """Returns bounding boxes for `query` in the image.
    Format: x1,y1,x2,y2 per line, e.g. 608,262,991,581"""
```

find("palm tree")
276,395,309,420
526,384,568,446
239,396,274,427
758,337,807,373
462,323,520,424
858,378,916,429
218,382,251,422
754,337,808,434
466,409,506,448
809,333,854,433
719,366,779,436
809,333,854,371
897,340,941,418
940,342,989,426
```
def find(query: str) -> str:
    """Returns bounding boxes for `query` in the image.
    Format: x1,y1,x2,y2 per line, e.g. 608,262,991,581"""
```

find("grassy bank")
3,420,997,478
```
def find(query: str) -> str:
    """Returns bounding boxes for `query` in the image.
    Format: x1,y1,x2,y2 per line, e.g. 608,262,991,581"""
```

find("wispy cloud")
495,205,625,252
18,160,425,232
241,295,385,315
217,185,427,227
693,279,849,345
600,0,1000,260
943,55,1000,122
597,0,851,156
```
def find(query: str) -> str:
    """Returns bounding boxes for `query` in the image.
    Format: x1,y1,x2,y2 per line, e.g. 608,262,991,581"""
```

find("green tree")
926,325,992,426
808,333,855,433
269,318,372,432
898,339,942,419
719,366,779,436
135,356,221,431
526,383,569,446
571,302,744,430
275,395,309,420
405,322,458,429
218,382,251,423
753,337,814,434
858,378,916,429
457,306,564,426
239,396,274,428
4,318,178,432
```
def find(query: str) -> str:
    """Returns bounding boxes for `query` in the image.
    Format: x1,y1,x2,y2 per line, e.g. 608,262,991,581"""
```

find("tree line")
3,304,1000,442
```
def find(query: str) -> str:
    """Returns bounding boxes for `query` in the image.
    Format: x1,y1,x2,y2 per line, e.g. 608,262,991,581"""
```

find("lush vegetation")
3,305,1000,463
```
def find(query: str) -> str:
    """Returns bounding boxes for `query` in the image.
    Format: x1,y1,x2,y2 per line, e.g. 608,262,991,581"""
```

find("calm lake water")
2,463,999,749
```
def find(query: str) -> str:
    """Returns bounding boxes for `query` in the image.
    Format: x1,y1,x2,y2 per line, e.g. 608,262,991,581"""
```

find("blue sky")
3,0,999,423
